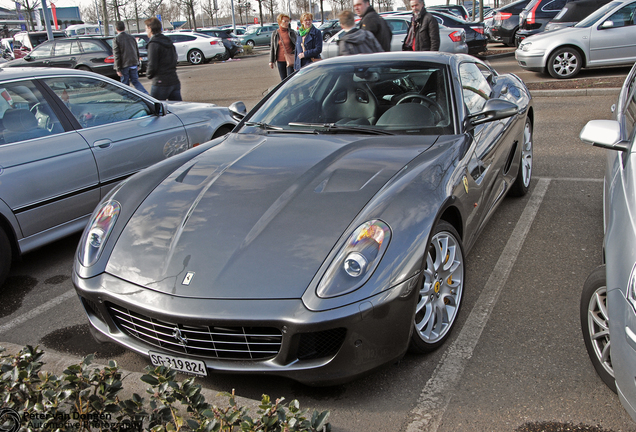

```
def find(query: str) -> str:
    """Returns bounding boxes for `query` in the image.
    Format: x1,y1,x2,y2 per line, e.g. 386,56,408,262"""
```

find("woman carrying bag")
269,14,297,81
295,13,322,71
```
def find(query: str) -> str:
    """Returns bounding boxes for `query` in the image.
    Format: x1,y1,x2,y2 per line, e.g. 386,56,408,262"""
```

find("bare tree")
15,0,39,31
176,0,198,28
79,3,100,22
108,0,128,22
376,0,391,11
201,0,220,27
292,0,308,15
328,0,347,16
264,0,277,21
145,0,164,19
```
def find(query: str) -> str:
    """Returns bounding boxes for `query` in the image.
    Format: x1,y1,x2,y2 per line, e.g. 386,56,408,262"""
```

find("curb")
529,87,621,97
0,341,261,411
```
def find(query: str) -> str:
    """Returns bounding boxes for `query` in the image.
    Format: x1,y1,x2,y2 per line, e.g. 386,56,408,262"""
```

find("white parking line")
405,177,551,432
0,289,76,335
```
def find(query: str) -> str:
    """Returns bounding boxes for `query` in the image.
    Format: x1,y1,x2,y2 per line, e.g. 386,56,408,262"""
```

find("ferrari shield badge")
182,272,195,286
462,176,469,194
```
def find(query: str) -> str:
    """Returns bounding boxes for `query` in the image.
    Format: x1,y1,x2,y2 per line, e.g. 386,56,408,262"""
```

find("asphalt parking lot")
2,50,636,431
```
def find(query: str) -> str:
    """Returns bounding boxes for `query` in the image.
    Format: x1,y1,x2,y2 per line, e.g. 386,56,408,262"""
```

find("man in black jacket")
113,21,148,94
338,10,383,55
353,0,392,52
144,17,182,101
403,0,440,51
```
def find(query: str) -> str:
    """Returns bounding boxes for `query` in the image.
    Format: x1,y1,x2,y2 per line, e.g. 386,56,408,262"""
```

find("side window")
52,40,72,56
28,42,53,59
543,0,567,11
183,35,196,42
604,2,636,27
460,62,492,114
79,40,105,53
42,76,152,128
0,81,64,144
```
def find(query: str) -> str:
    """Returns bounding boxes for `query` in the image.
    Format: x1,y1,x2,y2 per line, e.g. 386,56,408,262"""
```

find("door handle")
93,139,112,148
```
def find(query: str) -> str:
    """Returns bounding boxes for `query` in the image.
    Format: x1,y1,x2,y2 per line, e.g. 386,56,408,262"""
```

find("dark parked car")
318,19,342,41
1,36,118,79
189,28,243,59
73,52,533,386
430,11,488,54
544,0,612,30
490,0,532,46
515,0,573,45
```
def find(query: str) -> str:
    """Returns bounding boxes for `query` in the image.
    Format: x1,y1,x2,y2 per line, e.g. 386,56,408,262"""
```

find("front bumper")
72,271,419,386
515,49,546,72
608,289,636,422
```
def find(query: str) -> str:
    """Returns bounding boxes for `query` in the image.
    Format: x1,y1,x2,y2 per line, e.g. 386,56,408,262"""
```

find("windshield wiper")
288,122,395,135
243,121,317,134
243,121,283,130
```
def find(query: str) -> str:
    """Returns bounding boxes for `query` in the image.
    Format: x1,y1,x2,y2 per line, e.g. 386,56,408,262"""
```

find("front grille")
297,328,346,360
107,303,283,360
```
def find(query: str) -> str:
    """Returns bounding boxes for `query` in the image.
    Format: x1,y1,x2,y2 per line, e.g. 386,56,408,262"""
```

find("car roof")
0,67,106,80
318,50,470,67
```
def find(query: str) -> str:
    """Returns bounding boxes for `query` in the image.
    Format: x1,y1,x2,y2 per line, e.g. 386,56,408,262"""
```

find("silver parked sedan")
580,62,636,421
73,52,533,386
0,67,236,287
515,0,636,79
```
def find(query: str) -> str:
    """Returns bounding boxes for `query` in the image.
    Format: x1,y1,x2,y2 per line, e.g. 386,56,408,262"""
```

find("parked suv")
12,31,66,58
515,0,572,45
489,0,532,46
2,36,118,79
238,24,278,47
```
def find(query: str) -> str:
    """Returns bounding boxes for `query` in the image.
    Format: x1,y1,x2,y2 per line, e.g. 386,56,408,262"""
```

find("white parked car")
321,17,468,59
165,32,226,65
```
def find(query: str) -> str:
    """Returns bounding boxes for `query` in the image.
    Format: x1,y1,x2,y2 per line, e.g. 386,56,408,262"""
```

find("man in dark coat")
338,10,383,55
353,0,392,52
113,21,148,94
403,0,440,51
144,17,182,101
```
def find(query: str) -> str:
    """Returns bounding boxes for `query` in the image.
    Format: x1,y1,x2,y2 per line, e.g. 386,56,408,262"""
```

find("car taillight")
527,1,540,24
496,12,513,20
104,55,114,63
210,40,220,45
471,26,484,34
448,30,464,42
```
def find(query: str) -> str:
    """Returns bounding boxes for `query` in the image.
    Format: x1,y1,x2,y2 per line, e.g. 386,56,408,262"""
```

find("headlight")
627,262,636,311
316,220,391,298
519,42,532,52
78,200,121,267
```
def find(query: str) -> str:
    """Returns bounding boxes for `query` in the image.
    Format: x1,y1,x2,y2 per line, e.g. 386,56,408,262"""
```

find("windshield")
245,27,259,34
319,21,335,29
576,1,618,26
244,60,454,135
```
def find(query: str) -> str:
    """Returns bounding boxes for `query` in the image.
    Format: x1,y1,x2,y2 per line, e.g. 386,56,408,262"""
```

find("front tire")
410,221,465,353
188,49,204,65
509,117,533,197
580,265,616,393
0,228,12,288
547,47,582,79
323,32,331,42
246,40,255,48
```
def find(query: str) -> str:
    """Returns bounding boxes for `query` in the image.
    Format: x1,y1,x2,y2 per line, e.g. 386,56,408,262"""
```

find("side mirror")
153,102,165,116
580,119,629,151
229,101,247,120
600,20,614,29
466,98,518,127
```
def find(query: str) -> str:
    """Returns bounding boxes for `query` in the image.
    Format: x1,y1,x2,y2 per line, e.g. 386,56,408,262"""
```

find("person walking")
113,21,148,94
337,10,383,55
353,0,392,52
403,0,440,51
295,13,322,70
269,13,297,80
144,17,182,101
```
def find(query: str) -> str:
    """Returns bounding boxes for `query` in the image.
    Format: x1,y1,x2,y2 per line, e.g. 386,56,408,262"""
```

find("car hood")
523,24,586,44
106,132,438,299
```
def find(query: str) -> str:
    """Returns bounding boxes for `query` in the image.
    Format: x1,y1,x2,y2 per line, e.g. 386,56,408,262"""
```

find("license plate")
149,351,207,376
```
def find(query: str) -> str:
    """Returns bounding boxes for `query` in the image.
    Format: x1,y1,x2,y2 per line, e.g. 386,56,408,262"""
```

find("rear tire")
0,228,12,288
580,265,617,393
76,65,91,71
188,49,204,65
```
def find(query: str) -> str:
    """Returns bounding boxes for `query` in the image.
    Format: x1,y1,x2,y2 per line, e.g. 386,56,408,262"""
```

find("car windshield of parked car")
575,0,619,26
42,76,152,128
244,60,454,135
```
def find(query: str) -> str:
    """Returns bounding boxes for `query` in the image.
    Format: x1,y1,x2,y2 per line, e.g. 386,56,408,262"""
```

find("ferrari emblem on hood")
183,272,195,285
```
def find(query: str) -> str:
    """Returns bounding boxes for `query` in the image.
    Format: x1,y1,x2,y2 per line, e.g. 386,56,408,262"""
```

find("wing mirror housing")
153,102,165,116
466,98,518,127
229,101,247,121
580,119,629,151
600,20,614,29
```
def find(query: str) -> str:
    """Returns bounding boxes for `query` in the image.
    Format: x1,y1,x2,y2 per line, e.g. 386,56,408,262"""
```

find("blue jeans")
151,84,182,101
276,61,294,81
120,66,148,94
